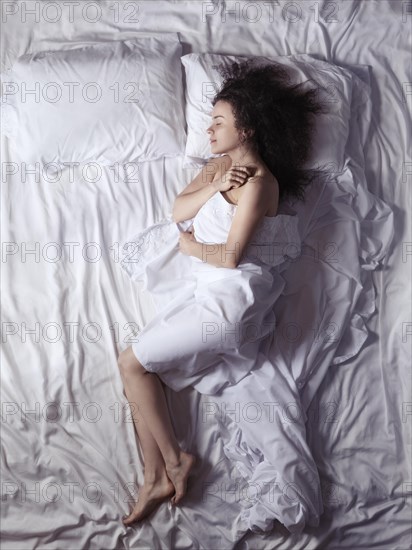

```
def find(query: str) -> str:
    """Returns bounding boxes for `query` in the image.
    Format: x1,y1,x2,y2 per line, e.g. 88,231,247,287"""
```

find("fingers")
233,164,253,173
230,166,251,177
229,167,252,181
219,165,253,191
228,171,249,185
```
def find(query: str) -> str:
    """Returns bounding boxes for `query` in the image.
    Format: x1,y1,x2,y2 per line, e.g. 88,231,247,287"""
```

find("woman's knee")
117,346,145,377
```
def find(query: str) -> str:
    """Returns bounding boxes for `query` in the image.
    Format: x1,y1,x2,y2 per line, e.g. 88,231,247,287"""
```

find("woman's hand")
213,164,254,192
179,226,197,256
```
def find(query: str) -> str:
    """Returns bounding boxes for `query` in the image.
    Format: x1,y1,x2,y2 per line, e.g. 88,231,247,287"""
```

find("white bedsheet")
1,1,410,548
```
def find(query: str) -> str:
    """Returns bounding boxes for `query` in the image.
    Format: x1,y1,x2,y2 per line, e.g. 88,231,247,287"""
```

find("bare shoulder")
239,172,279,216
242,172,279,195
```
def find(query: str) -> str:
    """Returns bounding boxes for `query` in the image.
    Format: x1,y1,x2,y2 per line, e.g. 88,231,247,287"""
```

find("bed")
1,1,410,548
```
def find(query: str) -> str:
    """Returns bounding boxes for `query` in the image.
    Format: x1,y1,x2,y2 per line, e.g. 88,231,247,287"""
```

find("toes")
123,510,144,525
173,492,183,505
123,510,146,525
123,514,135,525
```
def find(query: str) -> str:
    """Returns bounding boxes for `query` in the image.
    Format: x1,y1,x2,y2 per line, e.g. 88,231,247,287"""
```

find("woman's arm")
188,242,236,269
181,177,278,269
172,183,219,224
172,157,227,223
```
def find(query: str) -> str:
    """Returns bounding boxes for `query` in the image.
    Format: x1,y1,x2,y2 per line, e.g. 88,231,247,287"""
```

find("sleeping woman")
118,59,325,526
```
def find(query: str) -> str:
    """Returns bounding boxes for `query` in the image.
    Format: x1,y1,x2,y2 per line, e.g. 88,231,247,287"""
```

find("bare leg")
118,346,196,516
120,387,174,525
131,402,169,482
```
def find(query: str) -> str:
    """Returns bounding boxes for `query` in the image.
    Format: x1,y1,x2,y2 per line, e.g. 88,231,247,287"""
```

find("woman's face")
206,100,242,154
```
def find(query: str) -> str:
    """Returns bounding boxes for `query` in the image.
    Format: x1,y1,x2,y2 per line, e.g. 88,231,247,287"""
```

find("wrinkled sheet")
1,1,410,548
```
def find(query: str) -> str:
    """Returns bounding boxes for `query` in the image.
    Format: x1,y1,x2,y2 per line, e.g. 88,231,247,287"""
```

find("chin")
211,144,225,154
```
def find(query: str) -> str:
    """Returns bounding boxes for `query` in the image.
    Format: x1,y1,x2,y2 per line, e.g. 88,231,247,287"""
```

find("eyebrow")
212,115,225,119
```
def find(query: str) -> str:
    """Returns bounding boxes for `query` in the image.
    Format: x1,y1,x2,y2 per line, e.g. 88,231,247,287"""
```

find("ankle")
164,450,182,470
144,469,168,483
165,457,181,471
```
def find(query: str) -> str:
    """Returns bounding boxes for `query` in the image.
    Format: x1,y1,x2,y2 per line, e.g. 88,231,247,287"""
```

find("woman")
119,59,325,527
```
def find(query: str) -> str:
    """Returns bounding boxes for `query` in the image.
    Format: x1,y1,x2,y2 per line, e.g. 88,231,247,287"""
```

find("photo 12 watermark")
201,1,341,24
1,1,141,25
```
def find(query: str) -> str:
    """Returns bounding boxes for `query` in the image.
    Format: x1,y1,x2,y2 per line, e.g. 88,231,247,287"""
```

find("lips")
210,140,216,144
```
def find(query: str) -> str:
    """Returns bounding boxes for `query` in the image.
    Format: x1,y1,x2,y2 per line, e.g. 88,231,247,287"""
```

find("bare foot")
122,476,174,526
166,451,197,506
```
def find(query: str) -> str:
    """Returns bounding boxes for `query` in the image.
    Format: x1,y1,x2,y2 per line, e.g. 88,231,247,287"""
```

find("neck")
225,144,263,172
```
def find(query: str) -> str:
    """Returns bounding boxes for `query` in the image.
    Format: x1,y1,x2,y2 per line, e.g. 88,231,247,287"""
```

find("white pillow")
180,52,354,174
1,34,186,173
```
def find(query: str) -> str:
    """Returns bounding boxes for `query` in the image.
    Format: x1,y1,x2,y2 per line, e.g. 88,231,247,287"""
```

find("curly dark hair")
212,59,330,203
